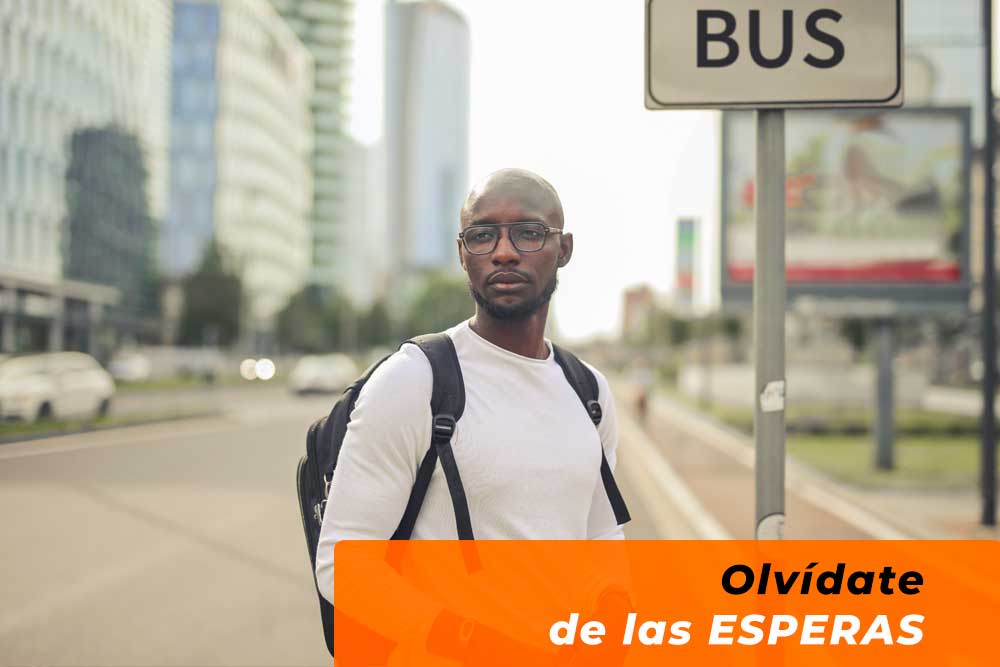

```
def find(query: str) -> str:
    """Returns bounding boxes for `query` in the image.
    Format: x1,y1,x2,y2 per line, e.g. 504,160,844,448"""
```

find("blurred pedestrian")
632,364,654,425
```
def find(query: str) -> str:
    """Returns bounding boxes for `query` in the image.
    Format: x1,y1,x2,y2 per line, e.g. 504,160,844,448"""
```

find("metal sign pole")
874,320,895,470
981,0,996,526
754,109,787,540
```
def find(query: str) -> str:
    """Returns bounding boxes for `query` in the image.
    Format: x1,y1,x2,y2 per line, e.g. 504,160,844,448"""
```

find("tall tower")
167,0,314,347
384,1,470,288
270,0,354,293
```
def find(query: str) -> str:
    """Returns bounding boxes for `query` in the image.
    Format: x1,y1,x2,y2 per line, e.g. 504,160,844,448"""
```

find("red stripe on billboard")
728,260,961,284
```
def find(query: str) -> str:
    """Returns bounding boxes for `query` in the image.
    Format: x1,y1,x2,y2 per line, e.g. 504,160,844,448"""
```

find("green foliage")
838,318,870,359
357,300,393,348
403,273,473,338
721,316,743,342
276,286,353,353
177,242,242,347
667,315,692,346
277,274,472,353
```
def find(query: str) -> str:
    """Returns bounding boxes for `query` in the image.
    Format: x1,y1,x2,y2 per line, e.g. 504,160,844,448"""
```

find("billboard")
721,107,971,312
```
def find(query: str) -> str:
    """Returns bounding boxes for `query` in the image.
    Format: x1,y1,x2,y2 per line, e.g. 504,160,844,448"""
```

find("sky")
346,1,995,342
347,1,721,342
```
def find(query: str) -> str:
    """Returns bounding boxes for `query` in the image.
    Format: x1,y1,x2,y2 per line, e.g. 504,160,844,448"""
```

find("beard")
469,274,558,320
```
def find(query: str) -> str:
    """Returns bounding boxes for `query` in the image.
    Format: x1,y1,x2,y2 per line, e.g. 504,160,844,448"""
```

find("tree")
665,312,692,347
721,316,746,361
403,273,474,338
643,308,692,348
838,318,870,362
357,300,393,348
276,285,354,353
177,241,242,347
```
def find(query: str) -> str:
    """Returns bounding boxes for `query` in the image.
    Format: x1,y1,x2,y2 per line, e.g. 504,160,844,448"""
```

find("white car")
289,354,359,395
0,352,115,422
108,351,152,383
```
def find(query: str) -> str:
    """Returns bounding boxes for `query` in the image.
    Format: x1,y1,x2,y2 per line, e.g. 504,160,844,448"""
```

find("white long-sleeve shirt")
315,320,625,617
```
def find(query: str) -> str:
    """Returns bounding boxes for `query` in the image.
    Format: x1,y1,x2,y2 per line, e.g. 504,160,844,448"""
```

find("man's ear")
456,239,467,271
557,232,574,267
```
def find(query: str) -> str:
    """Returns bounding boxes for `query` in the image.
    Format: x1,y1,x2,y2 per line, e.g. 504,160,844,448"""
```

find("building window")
10,211,20,261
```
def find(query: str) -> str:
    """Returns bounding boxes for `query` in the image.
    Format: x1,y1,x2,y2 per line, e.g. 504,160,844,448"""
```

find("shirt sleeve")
585,365,627,540
314,344,444,642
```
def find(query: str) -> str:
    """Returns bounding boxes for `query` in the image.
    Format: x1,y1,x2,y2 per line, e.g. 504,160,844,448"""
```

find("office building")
270,0,354,293
0,0,171,354
166,0,314,344
385,0,470,284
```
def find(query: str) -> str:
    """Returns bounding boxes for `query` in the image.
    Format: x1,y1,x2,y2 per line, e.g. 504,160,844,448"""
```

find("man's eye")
517,228,543,240
470,231,496,243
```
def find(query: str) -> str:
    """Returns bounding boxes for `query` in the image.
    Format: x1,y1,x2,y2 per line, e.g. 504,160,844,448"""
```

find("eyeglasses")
458,222,563,255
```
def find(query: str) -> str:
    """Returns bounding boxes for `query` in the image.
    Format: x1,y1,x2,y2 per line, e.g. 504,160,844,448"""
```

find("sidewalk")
614,385,1000,541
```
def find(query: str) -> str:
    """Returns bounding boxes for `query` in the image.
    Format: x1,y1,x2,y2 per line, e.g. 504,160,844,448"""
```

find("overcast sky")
347,1,721,341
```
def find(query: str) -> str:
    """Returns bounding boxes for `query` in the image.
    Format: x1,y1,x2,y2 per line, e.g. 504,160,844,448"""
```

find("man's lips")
488,272,529,285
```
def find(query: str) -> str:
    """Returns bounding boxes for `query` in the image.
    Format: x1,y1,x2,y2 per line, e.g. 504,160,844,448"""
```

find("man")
314,168,628,662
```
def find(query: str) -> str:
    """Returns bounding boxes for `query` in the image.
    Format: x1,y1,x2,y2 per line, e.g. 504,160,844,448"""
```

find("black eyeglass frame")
457,221,564,255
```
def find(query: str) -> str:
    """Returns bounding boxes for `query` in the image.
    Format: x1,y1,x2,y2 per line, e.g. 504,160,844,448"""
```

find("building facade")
270,0,354,294
0,0,171,355
385,0,470,286
166,0,314,347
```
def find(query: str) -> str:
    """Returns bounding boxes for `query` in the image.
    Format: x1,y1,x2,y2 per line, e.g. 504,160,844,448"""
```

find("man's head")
458,168,573,320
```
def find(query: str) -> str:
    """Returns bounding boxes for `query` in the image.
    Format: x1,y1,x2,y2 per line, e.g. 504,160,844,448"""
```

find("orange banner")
332,540,1000,666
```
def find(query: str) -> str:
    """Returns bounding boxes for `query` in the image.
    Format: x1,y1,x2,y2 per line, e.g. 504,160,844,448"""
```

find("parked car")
108,351,152,383
289,354,359,395
0,352,115,422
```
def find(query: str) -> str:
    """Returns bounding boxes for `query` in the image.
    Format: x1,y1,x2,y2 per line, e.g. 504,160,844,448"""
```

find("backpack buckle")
432,414,456,441
313,500,326,526
586,400,603,425
323,473,333,497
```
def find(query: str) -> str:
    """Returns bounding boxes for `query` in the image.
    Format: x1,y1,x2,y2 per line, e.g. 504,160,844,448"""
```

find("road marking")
652,395,910,540
616,396,732,540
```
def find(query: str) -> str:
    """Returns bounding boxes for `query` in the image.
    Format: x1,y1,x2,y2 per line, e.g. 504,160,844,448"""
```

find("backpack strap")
552,344,632,526
391,333,474,541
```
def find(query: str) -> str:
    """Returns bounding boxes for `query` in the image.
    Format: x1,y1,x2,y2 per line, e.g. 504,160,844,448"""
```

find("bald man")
314,169,628,659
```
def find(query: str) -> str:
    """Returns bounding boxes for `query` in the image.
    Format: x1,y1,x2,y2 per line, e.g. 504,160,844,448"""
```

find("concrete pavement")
634,389,1000,541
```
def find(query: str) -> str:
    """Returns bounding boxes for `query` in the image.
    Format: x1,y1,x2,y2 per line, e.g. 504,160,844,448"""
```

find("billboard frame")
719,105,973,314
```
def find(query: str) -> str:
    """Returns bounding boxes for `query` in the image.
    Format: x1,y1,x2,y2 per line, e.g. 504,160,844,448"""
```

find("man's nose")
491,229,521,264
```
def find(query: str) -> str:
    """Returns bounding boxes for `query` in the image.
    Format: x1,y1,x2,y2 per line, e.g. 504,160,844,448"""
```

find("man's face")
458,190,572,320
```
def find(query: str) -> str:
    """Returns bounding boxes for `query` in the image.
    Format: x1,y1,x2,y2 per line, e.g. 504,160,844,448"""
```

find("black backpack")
296,333,631,658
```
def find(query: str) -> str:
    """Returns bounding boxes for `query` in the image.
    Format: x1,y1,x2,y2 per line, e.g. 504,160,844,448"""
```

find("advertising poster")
721,107,971,309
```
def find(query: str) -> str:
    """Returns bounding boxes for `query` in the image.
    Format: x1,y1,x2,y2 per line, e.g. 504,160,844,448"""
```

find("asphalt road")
110,383,291,421
0,385,674,666
2,381,879,665
0,390,336,666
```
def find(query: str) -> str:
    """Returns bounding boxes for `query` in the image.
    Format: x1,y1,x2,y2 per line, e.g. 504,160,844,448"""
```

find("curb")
0,410,222,446
614,384,732,539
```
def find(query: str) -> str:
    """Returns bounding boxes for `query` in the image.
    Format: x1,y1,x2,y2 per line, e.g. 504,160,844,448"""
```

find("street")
0,381,974,665
0,390,334,666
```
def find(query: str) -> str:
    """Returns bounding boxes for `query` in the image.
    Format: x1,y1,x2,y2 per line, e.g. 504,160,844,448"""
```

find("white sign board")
645,0,903,109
